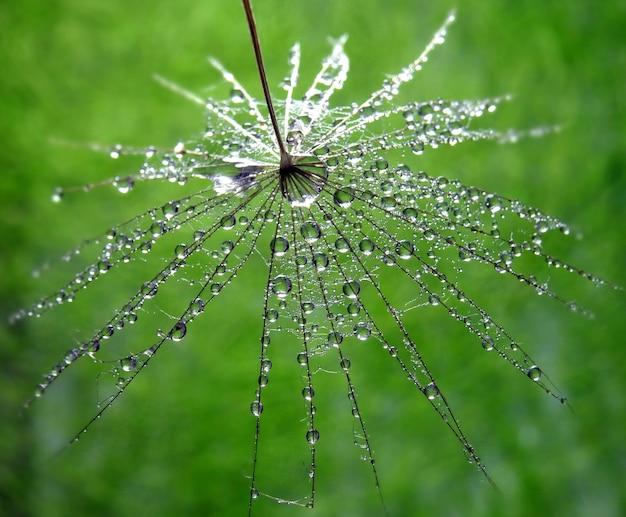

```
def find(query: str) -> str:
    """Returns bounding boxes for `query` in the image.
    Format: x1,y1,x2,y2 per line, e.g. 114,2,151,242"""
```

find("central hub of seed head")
279,154,328,207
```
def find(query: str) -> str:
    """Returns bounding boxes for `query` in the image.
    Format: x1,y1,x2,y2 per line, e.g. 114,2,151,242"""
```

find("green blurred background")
1,0,625,516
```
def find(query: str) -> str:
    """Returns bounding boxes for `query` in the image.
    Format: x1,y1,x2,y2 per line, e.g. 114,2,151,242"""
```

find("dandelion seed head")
14,4,617,515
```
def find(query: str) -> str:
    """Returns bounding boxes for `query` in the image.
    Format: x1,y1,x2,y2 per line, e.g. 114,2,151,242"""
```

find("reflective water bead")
169,320,187,341
347,302,361,315
302,386,315,401
327,331,343,347
340,357,351,371
354,323,371,341
120,356,137,372
333,188,354,208
395,240,415,259
265,309,279,322
250,401,263,417
300,221,322,242
271,275,292,297
342,280,360,299
424,382,440,400
358,238,375,255
481,337,495,351
527,365,542,382
306,429,320,444
335,238,350,253
313,252,329,271
270,236,290,256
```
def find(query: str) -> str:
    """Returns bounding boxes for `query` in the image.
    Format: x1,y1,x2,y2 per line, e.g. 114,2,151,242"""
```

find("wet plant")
12,0,614,514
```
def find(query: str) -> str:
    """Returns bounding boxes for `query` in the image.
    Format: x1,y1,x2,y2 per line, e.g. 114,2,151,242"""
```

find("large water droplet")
271,275,292,297
342,281,360,299
306,429,320,444
270,236,290,256
250,400,263,417
302,386,315,401
300,221,322,242
120,356,137,372
527,365,542,382
169,320,187,341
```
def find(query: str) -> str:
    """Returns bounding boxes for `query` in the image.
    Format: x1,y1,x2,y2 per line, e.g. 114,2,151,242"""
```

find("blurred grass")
1,1,626,516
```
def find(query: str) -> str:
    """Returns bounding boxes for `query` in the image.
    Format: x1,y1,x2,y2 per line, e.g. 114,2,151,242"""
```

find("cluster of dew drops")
12,9,617,511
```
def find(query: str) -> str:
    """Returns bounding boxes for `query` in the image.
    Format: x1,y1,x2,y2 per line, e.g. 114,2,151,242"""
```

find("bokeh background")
1,1,625,516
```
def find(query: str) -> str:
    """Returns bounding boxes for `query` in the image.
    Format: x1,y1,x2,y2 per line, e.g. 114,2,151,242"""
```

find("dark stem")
241,0,289,164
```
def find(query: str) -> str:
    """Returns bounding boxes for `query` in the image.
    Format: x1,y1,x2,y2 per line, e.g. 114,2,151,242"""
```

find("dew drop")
270,236,290,256
297,352,308,366
342,281,360,299
424,382,440,400
527,365,542,382
354,322,371,341
481,337,495,351
327,331,343,347
302,386,315,401
250,401,263,417
169,320,187,341
120,356,137,372
265,309,279,322
340,357,351,371
313,252,329,271
300,221,322,242
335,238,350,253
306,429,320,444
359,238,375,255
395,240,415,259
271,275,292,297
333,188,355,208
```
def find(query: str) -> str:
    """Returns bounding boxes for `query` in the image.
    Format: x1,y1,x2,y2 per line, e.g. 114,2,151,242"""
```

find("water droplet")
300,221,322,242
340,357,351,371
113,176,134,194
335,238,350,253
162,202,179,220
297,352,308,366
302,386,315,401
265,309,279,322
359,238,375,255
301,301,315,314
424,382,440,400
120,356,137,372
395,240,415,259
258,374,269,387
481,337,495,351
261,359,272,372
220,215,236,229
527,365,542,382
333,188,355,208
313,252,329,271
271,275,292,298
347,302,361,315
250,488,259,500
190,298,205,315
342,281,360,299
354,323,371,341
230,88,244,103
250,400,263,417
306,429,320,444
169,320,187,341
270,237,290,256
327,331,343,347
